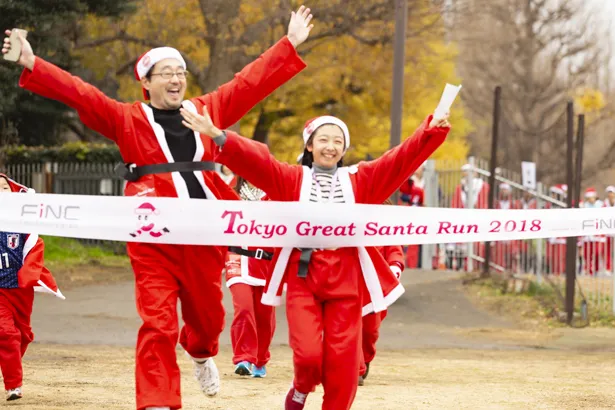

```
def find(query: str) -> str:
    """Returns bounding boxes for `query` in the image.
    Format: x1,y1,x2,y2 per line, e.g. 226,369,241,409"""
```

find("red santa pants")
406,245,420,269
547,243,566,275
229,283,276,367
583,242,605,276
607,237,614,272
286,248,363,410
359,310,387,376
0,288,34,390
128,242,226,410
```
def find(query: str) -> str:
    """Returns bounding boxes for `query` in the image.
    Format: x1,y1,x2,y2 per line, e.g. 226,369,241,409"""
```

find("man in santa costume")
447,164,490,271
3,7,313,410
358,240,404,387
0,174,64,402
545,184,567,275
179,102,451,409
580,188,605,275
224,176,276,378
604,186,615,272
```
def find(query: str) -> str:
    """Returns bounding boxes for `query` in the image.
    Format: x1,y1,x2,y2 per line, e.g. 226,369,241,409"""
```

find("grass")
40,236,132,289
42,236,128,266
465,273,615,328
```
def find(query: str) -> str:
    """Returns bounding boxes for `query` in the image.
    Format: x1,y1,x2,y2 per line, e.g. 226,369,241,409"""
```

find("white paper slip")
521,161,537,190
434,83,462,119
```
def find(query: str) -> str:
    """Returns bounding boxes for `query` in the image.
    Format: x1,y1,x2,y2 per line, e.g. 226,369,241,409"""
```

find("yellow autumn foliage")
75,0,471,164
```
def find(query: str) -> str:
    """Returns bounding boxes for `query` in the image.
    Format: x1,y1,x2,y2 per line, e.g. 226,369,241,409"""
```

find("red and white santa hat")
297,116,351,162
135,202,160,215
549,184,567,196
0,173,34,193
585,187,597,198
134,47,186,99
499,182,511,191
605,185,615,194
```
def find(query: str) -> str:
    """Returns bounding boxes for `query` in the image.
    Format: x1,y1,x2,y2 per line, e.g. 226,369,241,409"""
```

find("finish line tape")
0,193,613,247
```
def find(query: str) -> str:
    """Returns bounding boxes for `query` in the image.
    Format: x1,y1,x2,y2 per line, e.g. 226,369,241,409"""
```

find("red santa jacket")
19,37,305,206
399,179,424,206
214,116,449,315
378,245,405,279
0,174,63,299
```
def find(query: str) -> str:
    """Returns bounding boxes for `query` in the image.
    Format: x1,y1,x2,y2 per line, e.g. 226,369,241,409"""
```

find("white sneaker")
192,357,220,397
6,387,22,401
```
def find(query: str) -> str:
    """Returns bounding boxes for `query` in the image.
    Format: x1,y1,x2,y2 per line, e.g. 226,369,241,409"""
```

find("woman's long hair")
234,176,247,195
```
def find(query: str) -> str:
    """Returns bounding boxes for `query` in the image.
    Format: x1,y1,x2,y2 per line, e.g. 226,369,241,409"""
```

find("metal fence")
1,162,125,251
422,157,615,315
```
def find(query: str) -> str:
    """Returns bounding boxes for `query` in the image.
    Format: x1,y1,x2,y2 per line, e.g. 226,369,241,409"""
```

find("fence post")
565,101,576,325
388,0,407,205
466,156,476,272
536,182,544,284
483,86,502,278
422,159,437,270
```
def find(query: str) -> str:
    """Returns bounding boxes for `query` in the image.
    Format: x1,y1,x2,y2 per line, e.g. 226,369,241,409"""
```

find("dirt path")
18,344,615,410
19,268,615,409
32,269,517,349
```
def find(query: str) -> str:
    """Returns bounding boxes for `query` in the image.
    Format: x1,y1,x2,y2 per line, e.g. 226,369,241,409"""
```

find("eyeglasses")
150,70,189,80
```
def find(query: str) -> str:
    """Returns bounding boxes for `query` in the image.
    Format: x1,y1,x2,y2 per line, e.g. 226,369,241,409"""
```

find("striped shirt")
309,172,345,203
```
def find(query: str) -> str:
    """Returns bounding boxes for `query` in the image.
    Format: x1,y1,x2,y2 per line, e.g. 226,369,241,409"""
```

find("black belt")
115,161,218,182
228,246,273,261
298,248,313,278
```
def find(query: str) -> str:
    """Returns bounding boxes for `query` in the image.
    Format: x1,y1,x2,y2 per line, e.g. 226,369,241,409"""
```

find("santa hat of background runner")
134,47,187,100
296,116,350,162
549,184,567,197
585,187,597,198
0,173,34,193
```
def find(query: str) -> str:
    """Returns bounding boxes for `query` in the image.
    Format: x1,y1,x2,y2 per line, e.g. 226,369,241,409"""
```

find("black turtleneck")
150,105,207,199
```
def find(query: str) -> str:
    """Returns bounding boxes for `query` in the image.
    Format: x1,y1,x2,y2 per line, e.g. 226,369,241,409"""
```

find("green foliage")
1,141,121,164
42,235,128,266
0,0,136,146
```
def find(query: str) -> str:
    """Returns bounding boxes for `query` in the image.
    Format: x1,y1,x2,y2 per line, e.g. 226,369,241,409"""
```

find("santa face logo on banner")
129,202,171,238
7,234,19,249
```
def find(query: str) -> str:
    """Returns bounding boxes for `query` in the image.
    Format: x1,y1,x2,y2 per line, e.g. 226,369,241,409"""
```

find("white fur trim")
226,276,266,288
336,167,356,203
303,116,350,149
261,247,292,306
361,283,405,316
606,186,615,194
585,191,597,198
34,280,65,300
22,234,37,263
136,47,186,80
390,265,402,279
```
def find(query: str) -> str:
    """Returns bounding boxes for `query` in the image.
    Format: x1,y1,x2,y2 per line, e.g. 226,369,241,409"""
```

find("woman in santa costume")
179,105,451,410
3,7,312,410
224,177,276,378
0,174,64,402
358,235,404,387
